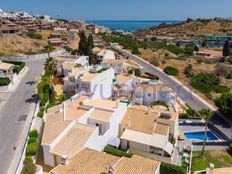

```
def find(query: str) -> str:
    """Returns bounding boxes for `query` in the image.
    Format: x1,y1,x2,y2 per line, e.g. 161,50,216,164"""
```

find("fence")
0,50,65,61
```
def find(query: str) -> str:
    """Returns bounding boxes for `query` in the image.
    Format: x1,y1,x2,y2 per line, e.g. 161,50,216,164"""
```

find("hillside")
135,19,232,39
0,30,53,56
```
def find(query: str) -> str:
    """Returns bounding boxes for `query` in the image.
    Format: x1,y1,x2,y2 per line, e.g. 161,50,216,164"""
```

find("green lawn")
191,150,232,172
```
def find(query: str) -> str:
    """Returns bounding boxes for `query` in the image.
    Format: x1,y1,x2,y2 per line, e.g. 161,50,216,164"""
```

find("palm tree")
44,57,57,86
43,44,55,58
198,109,213,157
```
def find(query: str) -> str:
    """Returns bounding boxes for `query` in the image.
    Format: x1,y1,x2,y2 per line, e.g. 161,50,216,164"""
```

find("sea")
85,20,181,31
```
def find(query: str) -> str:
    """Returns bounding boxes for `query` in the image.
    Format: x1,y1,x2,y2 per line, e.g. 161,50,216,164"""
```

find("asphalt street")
0,59,44,174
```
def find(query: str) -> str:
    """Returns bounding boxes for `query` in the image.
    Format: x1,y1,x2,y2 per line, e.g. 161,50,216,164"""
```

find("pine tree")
87,34,94,49
223,41,230,57
79,30,87,55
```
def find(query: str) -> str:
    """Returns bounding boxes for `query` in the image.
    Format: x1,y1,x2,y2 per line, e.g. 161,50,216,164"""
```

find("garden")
3,60,25,74
191,150,232,172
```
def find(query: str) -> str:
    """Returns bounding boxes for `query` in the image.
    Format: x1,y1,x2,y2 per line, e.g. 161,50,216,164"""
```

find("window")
81,84,89,91
76,84,79,89
69,77,75,83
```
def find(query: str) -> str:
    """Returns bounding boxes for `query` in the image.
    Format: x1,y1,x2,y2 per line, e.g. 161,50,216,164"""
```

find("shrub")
212,85,230,93
29,130,39,138
191,73,220,94
140,74,159,80
164,66,179,76
104,146,133,158
3,61,26,74
37,110,44,118
26,143,37,156
0,77,11,86
28,137,37,144
214,93,232,115
21,156,36,174
153,100,168,108
226,71,232,79
184,64,194,78
26,30,42,40
160,162,185,174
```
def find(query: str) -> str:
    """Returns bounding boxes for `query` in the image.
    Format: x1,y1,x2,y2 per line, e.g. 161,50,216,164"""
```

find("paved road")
0,59,44,174
113,46,232,139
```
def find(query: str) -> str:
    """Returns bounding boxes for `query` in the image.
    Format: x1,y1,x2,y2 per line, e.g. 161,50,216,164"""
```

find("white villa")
41,94,127,167
119,105,179,164
96,49,115,63
133,83,177,107
63,66,114,98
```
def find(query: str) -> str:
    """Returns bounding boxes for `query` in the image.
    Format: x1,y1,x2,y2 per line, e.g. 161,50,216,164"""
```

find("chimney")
209,163,214,174
60,155,69,165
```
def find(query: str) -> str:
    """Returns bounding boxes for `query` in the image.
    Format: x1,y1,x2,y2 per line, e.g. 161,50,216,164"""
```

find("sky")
0,0,232,20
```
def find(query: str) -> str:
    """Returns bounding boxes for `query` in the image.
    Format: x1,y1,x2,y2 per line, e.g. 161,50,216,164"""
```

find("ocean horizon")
85,20,182,31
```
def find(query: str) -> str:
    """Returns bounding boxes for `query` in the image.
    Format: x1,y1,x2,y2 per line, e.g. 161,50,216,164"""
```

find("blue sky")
0,0,232,20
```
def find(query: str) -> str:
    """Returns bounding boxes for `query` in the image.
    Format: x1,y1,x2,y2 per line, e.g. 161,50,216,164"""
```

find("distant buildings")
194,50,223,59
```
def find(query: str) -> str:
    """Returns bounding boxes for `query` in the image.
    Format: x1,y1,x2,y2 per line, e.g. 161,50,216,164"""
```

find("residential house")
41,94,127,167
49,148,160,174
119,105,179,164
113,74,136,97
96,49,115,64
102,59,124,75
63,66,114,98
194,50,223,59
133,83,176,107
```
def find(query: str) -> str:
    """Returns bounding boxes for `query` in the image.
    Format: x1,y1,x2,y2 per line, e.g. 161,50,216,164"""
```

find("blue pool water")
119,100,130,106
184,131,218,141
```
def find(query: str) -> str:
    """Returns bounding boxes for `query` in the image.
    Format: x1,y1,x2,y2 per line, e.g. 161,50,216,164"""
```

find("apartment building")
119,105,179,164
49,148,160,174
63,66,114,98
41,94,127,167
133,83,177,107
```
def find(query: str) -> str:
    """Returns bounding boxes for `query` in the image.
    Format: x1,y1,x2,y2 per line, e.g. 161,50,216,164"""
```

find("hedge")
164,66,179,76
28,137,37,144
104,146,133,158
0,77,11,86
29,130,39,138
153,100,168,108
26,143,37,156
160,162,185,174
3,60,25,74
140,74,159,80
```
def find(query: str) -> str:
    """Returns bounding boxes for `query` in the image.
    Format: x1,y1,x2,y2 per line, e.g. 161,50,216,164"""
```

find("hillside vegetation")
0,30,52,56
135,18,232,39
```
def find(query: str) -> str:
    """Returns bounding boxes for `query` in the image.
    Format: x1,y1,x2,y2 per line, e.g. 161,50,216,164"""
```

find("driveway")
0,59,44,174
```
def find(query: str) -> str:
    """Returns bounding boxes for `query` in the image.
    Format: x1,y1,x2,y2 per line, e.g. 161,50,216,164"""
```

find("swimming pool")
119,100,130,106
184,131,218,141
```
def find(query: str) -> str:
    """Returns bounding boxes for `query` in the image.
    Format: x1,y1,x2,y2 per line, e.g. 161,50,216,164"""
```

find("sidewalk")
7,102,37,174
